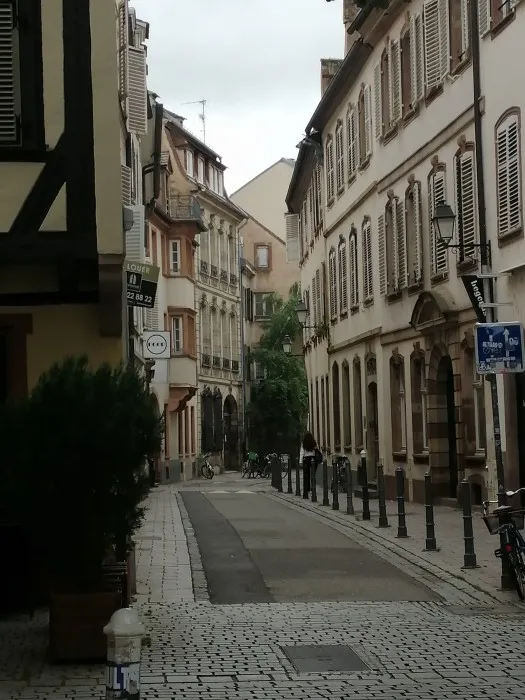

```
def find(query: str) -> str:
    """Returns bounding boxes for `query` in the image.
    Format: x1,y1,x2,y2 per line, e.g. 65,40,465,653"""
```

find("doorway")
367,381,379,481
223,394,239,470
437,355,457,498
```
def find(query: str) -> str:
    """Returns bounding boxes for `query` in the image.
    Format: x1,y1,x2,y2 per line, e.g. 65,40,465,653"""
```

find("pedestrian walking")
300,432,321,498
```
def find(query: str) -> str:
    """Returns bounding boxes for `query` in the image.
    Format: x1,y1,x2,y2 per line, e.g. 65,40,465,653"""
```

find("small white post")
103,608,145,699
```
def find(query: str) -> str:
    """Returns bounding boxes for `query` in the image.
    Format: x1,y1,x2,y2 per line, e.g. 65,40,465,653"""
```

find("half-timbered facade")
0,0,145,400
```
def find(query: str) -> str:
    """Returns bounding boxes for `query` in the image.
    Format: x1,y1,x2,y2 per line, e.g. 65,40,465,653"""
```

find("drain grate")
281,644,371,673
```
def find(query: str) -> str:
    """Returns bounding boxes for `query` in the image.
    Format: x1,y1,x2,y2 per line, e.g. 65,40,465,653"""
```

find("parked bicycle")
331,457,349,493
482,487,525,600
199,453,215,480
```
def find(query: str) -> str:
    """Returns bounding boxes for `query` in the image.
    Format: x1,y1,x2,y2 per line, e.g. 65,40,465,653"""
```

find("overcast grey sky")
130,0,343,193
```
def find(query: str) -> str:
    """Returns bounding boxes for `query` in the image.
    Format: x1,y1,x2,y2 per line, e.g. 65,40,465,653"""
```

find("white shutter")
118,1,129,113
396,198,407,289
121,164,132,205
389,40,402,125
424,0,441,91
460,0,470,56
335,125,344,192
312,275,317,326
457,151,476,252
364,84,373,157
378,214,387,296
438,0,450,80
339,243,348,314
496,115,522,237
285,213,300,263
349,235,358,307
410,14,425,106
329,251,337,319
308,183,314,239
127,47,148,135
347,107,357,179
413,182,423,284
315,268,322,324
125,204,145,262
478,0,491,36
429,170,448,273
363,221,373,300
316,164,323,227
373,62,382,140
326,139,335,201
0,2,17,144
391,203,400,292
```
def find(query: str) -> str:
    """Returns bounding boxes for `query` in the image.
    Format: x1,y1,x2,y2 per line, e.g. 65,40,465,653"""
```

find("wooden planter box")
49,590,121,662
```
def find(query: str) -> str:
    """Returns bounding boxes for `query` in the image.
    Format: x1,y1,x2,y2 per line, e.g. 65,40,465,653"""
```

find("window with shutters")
380,50,390,138
405,180,424,287
311,275,317,327
329,248,337,321
358,84,373,164
390,355,407,454
335,121,344,193
316,267,323,326
410,13,425,107
342,361,352,450
254,292,273,319
400,27,413,118
362,218,373,302
388,39,402,129
349,229,359,310
449,0,471,72
285,213,300,263
491,0,518,28
347,105,358,181
353,358,364,449
385,198,398,293
428,165,449,276
128,46,148,135
423,0,449,95
395,196,407,290
338,239,348,315
0,0,45,153
326,136,335,203
255,244,270,269
495,111,522,239
455,145,477,264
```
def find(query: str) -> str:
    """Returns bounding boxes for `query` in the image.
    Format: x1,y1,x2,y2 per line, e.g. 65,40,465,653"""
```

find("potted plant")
15,356,161,661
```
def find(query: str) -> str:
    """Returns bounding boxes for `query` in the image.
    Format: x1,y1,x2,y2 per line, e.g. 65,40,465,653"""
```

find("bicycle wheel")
508,550,525,600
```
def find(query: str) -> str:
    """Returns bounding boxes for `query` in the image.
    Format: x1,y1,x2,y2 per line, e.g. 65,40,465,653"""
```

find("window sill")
386,290,402,303
407,280,424,295
413,452,430,465
450,55,471,77
339,311,348,320
348,174,357,187
336,186,345,198
358,155,371,172
363,297,374,308
430,271,448,286
425,84,444,107
0,146,50,162
402,106,419,126
350,304,360,315
327,198,335,209
392,451,407,462
383,126,398,145
464,453,486,466
330,316,338,325
456,258,478,274
491,12,516,39
497,226,523,247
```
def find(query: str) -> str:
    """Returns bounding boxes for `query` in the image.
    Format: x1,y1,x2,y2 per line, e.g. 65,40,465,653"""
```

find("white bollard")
103,607,145,699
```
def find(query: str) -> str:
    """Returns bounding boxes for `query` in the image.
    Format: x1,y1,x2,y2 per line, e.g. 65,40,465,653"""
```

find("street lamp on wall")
296,300,308,327
432,201,491,263
282,335,293,356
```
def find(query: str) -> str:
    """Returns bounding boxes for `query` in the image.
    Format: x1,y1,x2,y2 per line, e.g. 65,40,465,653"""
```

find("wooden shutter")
396,198,407,289
496,114,522,237
118,1,129,114
339,243,348,314
285,213,300,263
410,14,425,107
478,0,491,36
391,202,400,292
460,0,470,55
378,213,387,296
121,164,132,205
429,170,448,273
316,164,323,227
128,47,148,135
329,251,337,319
0,2,17,145
413,182,423,284
363,84,373,157
145,290,159,330
335,125,344,192
424,0,441,91
456,151,476,253
321,264,328,322
311,275,317,326
126,204,145,262
363,221,373,300
308,183,314,238
389,40,402,126
438,0,450,80
347,107,357,179
326,138,334,201
349,235,358,308
373,62,382,140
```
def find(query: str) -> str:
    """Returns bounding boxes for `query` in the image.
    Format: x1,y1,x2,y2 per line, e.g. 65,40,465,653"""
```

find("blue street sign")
475,322,525,374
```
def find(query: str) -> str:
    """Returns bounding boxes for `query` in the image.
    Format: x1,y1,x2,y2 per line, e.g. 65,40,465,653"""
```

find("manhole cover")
281,644,370,673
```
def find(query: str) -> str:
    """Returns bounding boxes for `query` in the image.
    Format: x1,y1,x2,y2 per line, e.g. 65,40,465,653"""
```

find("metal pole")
377,464,389,528
287,455,293,494
424,472,438,552
311,458,317,503
332,456,339,511
322,459,330,506
360,450,370,521
470,0,511,590
345,458,354,515
276,455,283,493
395,467,408,538
295,453,301,497
460,479,479,569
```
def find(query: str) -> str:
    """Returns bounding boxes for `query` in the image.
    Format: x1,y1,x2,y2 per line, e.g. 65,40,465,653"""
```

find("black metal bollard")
345,458,354,515
377,464,389,528
395,467,408,538
424,472,438,551
322,460,329,506
295,454,301,497
497,485,513,590
271,455,282,493
460,479,478,569
311,458,317,503
287,455,293,494
360,450,370,521
332,456,339,511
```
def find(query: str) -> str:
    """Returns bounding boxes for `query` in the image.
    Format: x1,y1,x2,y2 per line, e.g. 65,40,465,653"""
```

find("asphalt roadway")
181,486,438,604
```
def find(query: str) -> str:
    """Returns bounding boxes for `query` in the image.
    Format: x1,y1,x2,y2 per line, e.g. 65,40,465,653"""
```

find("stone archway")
223,394,240,470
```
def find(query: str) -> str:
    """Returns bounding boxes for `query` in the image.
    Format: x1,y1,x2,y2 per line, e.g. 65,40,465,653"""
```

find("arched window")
495,110,522,239
428,164,448,276
390,353,407,453
342,361,352,450
454,143,477,262
353,357,363,449
349,228,359,309
338,238,348,315
332,362,341,451
362,218,373,301
405,180,423,286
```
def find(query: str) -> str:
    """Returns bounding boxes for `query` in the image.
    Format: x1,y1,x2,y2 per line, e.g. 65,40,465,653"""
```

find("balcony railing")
200,260,209,274
169,194,204,225
232,360,239,373
210,265,218,278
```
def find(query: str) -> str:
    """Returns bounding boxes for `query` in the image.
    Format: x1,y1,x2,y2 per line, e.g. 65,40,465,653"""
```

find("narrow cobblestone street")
1,476,525,699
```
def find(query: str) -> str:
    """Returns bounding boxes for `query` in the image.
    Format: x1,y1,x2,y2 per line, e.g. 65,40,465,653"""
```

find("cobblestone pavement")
2,479,525,699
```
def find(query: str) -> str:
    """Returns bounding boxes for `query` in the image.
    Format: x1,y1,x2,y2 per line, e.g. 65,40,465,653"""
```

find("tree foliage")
248,284,308,456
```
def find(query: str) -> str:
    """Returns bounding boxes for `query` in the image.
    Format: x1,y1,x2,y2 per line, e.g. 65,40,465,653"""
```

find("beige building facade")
287,0,525,504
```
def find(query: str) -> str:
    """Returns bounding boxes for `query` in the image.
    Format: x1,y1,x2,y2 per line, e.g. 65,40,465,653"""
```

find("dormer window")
197,156,205,183
185,150,194,178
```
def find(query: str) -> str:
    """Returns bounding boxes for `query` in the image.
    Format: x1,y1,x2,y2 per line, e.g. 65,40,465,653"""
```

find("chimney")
343,0,360,56
320,59,343,96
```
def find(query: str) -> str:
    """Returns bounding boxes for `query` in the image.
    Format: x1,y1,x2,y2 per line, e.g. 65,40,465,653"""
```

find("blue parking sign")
475,322,525,374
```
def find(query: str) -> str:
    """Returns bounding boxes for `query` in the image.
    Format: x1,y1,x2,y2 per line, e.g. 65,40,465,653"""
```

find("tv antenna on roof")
182,99,208,143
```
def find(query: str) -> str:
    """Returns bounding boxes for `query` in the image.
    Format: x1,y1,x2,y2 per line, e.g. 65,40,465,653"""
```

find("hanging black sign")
461,275,487,324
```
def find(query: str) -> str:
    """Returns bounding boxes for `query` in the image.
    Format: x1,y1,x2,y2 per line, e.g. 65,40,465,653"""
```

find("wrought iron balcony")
220,269,228,283
168,195,206,230
210,265,218,278
200,260,209,274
